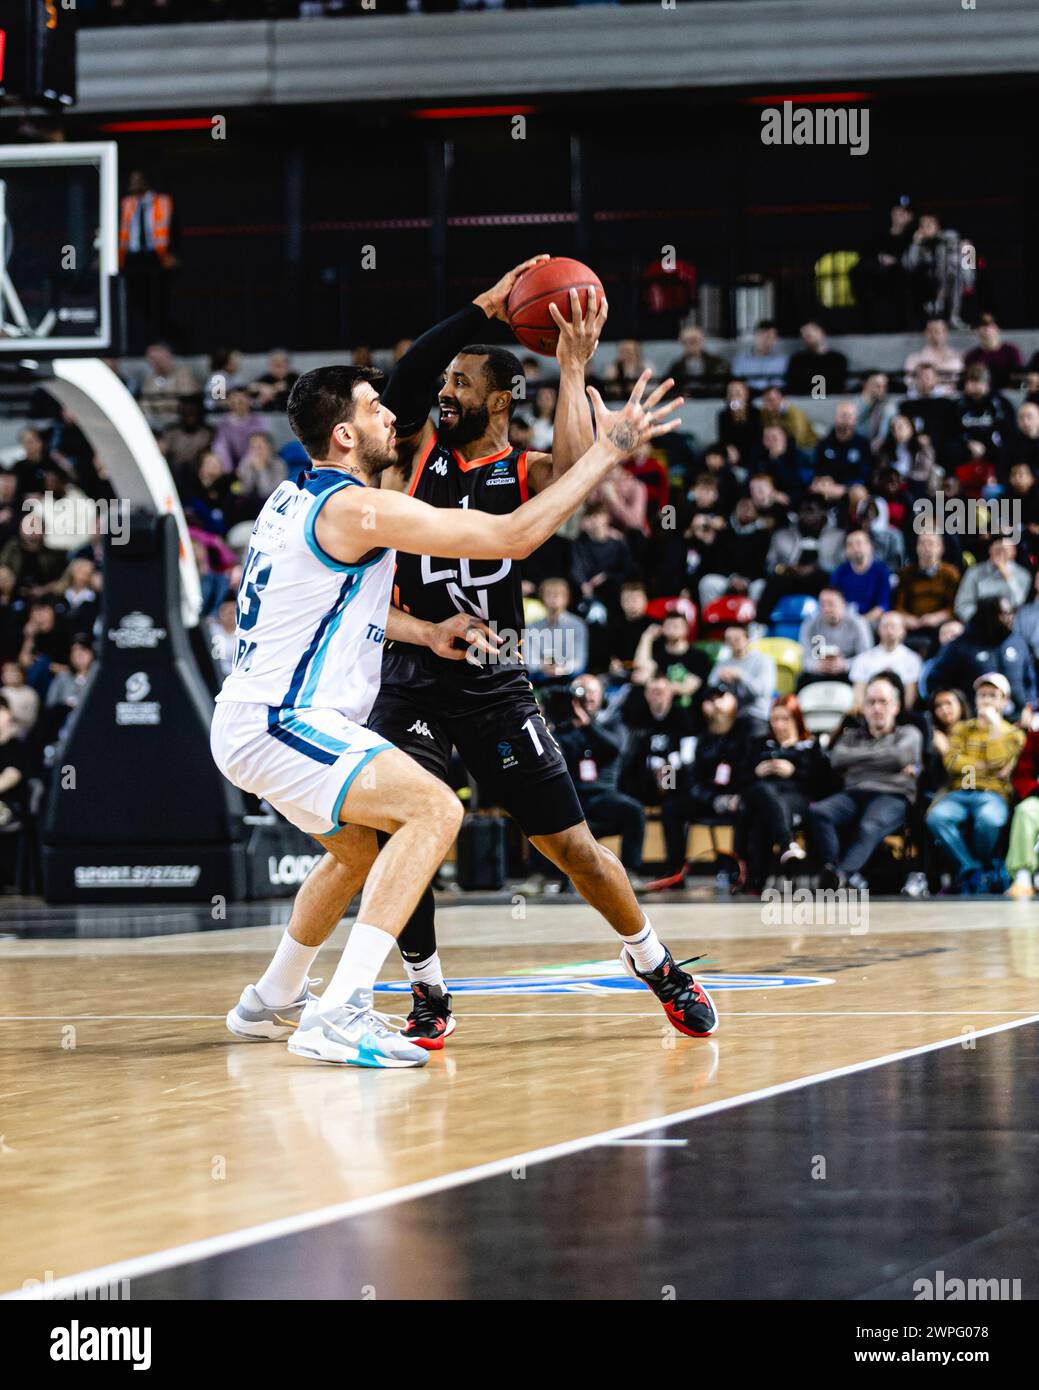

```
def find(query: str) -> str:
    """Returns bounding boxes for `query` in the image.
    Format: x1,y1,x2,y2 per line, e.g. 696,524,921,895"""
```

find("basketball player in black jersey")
364,258,717,1047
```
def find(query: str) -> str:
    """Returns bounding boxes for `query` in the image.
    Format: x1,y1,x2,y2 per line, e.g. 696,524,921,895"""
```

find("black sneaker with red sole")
620,946,718,1037
399,982,457,1050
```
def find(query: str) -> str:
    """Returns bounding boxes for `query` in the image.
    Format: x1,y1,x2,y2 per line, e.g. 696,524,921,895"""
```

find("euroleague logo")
376,962,834,996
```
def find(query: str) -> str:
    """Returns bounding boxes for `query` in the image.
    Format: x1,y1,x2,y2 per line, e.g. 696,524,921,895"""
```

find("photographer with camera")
659,678,759,886
553,674,649,884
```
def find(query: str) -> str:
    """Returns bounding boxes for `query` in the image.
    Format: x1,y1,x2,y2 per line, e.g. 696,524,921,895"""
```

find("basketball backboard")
0,141,117,353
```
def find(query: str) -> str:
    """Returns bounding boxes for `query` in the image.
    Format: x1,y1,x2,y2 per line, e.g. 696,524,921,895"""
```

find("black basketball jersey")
393,429,530,635
379,433,535,698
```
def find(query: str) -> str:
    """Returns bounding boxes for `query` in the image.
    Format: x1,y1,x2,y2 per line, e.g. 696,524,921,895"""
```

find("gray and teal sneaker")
287,988,429,1069
226,978,322,1041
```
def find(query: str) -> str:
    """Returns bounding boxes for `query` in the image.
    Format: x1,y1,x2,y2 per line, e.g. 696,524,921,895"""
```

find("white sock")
1015,869,1032,888
622,915,667,974
255,931,321,1007
403,952,446,991
319,922,396,1012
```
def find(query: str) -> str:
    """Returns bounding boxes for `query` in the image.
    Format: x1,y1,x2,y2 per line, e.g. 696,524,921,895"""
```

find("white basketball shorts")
211,700,394,838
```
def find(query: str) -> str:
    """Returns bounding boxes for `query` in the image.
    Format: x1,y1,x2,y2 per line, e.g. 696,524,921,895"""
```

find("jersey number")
232,548,272,673
523,716,544,757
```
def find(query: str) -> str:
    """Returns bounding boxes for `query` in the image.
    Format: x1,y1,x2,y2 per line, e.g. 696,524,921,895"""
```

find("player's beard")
355,434,399,479
439,400,489,445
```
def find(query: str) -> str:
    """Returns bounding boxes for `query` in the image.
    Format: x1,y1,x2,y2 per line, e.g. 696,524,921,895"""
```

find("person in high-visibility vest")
119,170,180,351
119,169,177,272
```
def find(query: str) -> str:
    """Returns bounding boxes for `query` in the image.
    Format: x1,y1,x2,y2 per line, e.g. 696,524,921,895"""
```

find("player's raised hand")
587,369,683,456
550,286,608,369
475,255,551,321
428,613,504,662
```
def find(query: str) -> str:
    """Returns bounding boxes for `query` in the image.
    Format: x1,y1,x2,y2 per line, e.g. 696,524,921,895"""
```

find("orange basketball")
507,257,604,357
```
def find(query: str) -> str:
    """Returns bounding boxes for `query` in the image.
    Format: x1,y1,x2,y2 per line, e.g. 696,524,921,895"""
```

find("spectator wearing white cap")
925,672,1025,894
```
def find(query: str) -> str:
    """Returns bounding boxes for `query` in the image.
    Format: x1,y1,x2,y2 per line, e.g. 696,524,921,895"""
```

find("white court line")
4,1010,1038,1301
601,1138,689,1147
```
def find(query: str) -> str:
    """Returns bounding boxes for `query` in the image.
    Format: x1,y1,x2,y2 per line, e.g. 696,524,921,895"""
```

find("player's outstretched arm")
527,286,607,494
319,371,681,564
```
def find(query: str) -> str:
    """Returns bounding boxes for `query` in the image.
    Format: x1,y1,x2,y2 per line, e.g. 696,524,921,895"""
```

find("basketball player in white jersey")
211,359,682,1067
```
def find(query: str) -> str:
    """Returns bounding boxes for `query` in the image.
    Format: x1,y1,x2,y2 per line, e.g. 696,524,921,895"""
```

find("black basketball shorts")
367,682,584,838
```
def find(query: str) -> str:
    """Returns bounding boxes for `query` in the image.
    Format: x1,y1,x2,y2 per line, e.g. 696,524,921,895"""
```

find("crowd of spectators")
507,311,1039,900
4,299,1039,898
0,342,305,888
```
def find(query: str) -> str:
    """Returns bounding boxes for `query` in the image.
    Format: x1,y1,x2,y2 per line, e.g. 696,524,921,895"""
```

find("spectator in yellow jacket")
926,672,1025,894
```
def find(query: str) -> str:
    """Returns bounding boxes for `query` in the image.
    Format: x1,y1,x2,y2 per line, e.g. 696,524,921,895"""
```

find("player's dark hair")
460,344,523,413
287,365,384,460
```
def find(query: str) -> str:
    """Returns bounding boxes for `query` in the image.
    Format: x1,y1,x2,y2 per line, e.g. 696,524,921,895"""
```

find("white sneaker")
287,988,429,1069
902,871,929,899
226,978,322,1041
779,843,806,865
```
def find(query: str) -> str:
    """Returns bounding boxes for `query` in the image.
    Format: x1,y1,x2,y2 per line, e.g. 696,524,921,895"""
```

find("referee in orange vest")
119,169,181,351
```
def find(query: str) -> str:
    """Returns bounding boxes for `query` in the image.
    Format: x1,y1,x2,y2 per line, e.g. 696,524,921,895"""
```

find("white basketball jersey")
216,470,394,722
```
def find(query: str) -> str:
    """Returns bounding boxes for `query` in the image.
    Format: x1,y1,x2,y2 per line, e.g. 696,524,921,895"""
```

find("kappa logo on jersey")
407,720,435,739
376,968,834,997
430,458,449,477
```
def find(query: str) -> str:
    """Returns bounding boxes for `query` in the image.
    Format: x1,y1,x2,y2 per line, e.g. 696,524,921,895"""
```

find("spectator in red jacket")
963,315,1022,391
1006,728,1039,898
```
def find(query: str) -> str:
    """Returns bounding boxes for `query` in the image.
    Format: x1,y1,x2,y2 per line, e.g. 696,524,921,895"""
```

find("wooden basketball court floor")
1,894,1038,1300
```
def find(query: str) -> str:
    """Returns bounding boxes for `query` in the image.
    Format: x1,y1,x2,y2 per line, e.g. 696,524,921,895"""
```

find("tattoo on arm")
606,421,638,452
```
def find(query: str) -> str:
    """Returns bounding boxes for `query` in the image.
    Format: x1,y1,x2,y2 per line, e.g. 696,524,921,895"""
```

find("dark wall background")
68,77,1037,352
